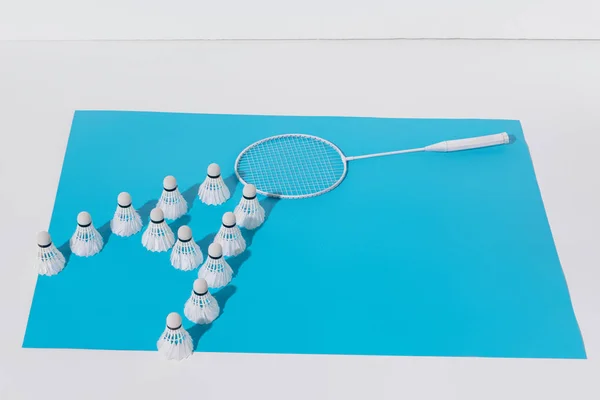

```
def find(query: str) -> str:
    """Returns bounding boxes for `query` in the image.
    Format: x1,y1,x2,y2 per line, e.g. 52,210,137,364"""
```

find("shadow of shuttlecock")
97,220,113,249
57,240,72,267
261,196,281,216
168,214,192,233
138,199,158,226
188,285,238,350
228,250,252,277
181,183,201,212
224,173,240,195
243,196,281,248
196,232,217,252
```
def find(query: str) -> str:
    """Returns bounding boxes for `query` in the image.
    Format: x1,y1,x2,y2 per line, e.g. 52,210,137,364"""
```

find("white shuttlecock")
157,312,194,361
35,231,65,276
198,243,233,288
214,212,246,257
198,163,230,206
110,192,143,237
184,278,220,324
70,211,104,257
234,184,265,230
170,225,204,271
142,207,175,252
157,175,188,220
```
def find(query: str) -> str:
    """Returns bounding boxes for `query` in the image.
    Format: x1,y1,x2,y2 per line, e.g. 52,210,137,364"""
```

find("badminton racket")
234,132,510,199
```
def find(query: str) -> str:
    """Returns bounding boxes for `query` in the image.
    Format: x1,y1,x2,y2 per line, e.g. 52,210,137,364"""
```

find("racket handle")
424,132,509,152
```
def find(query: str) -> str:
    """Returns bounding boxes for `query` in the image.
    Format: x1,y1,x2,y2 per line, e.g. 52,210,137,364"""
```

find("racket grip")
424,132,510,152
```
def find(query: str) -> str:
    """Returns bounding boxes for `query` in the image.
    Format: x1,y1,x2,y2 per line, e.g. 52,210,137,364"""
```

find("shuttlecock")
142,207,175,252
234,184,265,230
110,192,143,237
184,278,220,324
170,225,203,271
214,212,246,257
157,175,188,220
157,312,193,361
70,211,103,257
198,243,233,288
35,231,65,276
198,163,230,206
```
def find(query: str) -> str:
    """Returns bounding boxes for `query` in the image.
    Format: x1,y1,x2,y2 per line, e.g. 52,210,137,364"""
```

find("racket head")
234,134,348,199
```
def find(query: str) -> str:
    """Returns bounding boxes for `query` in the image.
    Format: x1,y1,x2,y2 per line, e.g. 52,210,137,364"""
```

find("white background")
1,0,600,40
0,39,599,399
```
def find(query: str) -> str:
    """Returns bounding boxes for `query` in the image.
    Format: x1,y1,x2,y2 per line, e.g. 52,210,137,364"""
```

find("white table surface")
1,1,600,40
0,39,598,399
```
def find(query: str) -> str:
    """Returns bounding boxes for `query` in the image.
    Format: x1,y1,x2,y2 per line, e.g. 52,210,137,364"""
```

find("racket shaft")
424,132,509,152
345,148,423,161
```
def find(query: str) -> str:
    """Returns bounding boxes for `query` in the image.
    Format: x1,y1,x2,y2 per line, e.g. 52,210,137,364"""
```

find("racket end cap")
193,278,208,294
37,231,51,246
222,211,236,226
177,225,192,241
243,184,257,198
208,242,223,258
207,163,221,177
163,175,177,190
166,312,182,329
117,192,132,206
150,207,164,222
77,211,92,226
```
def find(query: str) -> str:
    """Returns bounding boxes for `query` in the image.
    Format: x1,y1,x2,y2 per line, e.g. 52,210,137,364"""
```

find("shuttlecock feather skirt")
70,224,104,257
198,256,233,288
36,243,66,276
234,196,265,230
142,221,175,252
110,204,143,237
157,188,188,220
184,290,220,324
170,239,204,270
157,326,194,361
214,225,246,257
198,176,230,205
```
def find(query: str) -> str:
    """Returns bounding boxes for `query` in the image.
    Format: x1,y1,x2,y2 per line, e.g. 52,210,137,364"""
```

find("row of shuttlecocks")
34,163,266,360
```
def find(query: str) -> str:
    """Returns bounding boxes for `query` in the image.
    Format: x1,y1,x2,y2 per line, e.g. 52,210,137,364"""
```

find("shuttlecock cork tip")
208,242,223,258
207,163,221,177
193,278,208,294
150,207,164,222
36,231,52,247
166,312,182,329
163,175,177,190
178,225,192,241
117,192,132,207
77,211,92,226
222,212,236,226
243,184,257,198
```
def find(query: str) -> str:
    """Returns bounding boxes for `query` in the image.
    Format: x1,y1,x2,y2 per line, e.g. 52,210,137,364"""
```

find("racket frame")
234,133,349,199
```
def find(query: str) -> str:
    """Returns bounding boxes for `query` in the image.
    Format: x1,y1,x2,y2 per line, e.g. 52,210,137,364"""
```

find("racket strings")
236,135,346,198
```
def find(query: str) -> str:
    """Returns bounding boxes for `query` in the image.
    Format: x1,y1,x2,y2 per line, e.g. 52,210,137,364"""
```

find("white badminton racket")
234,132,510,199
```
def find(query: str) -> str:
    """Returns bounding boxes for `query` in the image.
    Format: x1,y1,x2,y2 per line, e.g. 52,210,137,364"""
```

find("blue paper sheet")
23,111,586,359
